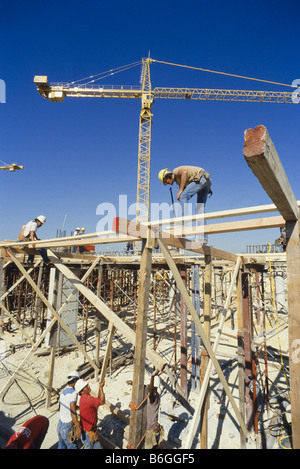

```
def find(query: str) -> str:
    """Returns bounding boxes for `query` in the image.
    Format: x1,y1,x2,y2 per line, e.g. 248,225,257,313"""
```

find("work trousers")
57,420,78,450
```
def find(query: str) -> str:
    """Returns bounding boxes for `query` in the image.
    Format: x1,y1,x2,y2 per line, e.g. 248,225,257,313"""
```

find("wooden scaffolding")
0,125,299,449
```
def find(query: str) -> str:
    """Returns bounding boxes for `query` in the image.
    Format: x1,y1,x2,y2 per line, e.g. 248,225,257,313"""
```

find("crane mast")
136,58,153,224
34,59,295,224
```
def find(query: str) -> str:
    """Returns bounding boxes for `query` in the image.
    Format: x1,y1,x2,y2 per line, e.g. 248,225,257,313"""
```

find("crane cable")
66,60,142,86
152,59,296,89
266,243,290,399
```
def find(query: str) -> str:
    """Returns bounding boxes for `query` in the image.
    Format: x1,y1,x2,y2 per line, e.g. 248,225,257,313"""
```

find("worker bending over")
158,166,212,216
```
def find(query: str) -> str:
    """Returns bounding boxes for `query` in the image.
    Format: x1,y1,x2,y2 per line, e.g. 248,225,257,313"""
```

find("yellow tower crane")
34,57,296,224
0,163,23,171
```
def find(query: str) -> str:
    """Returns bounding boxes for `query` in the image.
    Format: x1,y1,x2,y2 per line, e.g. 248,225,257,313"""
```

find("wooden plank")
146,201,300,227
99,322,116,384
169,215,285,237
243,125,299,221
114,217,238,263
0,234,138,250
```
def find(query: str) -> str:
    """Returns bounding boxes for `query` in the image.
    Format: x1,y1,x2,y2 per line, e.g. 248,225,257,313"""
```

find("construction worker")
79,227,85,254
75,379,105,449
145,371,162,449
17,215,50,265
73,227,80,253
57,371,81,449
158,166,212,216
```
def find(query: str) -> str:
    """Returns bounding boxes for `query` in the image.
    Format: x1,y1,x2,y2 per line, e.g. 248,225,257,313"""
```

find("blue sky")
1,0,299,253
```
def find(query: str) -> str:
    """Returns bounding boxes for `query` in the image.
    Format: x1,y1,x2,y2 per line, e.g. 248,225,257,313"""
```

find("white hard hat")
67,370,79,382
36,215,46,224
75,227,80,231
75,379,88,394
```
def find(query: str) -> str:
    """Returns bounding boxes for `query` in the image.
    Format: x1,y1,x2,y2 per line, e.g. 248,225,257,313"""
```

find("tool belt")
87,428,100,442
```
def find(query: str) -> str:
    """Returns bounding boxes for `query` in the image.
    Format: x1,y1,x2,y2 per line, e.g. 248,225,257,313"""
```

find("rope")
66,60,142,86
129,391,150,411
266,243,290,398
152,59,296,89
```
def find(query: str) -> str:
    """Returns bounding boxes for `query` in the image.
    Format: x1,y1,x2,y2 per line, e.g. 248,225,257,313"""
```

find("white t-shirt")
23,221,38,239
59,386,78,424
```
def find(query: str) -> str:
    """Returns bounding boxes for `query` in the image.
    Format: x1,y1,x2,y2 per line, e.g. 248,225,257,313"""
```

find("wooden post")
242,271,254,431
200,255,212,448
33,263,43,342
128,238,153,448
236,267,246,448
0,248,5,335
286,219,300,448
99,322,116,385
244,125,300,448
180,265,188,399
95,259,103,381
46,270,59,408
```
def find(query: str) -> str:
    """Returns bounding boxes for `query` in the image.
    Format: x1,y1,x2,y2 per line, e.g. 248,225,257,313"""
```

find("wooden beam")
243,125,300,448
200,254,212,449
99,322,116,384
286,220,300,449
114,217,238,263
170,215,284,237
147,201,300,227
243,125,299,221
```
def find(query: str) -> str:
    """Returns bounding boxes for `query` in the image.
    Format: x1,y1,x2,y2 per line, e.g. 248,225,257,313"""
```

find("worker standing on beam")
73,227,80,253
17,215,50,265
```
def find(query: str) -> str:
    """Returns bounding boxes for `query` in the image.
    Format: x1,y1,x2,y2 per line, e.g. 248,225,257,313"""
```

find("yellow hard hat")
81,227,85,232
158,168,171,185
